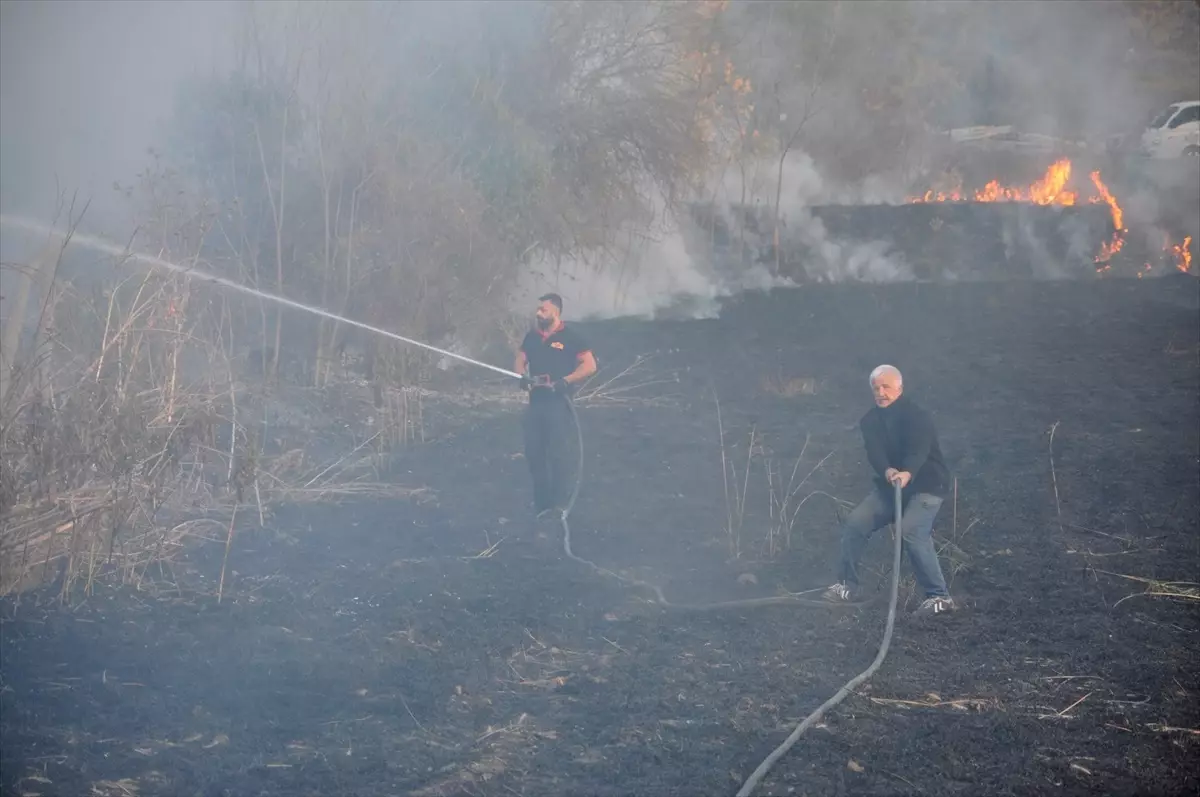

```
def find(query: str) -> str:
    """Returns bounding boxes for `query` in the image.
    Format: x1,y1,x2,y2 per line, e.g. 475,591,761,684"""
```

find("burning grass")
909,158,1195,276
909,158,1082,206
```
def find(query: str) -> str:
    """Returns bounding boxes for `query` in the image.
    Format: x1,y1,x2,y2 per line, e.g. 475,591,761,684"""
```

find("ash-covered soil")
3,275,1199,797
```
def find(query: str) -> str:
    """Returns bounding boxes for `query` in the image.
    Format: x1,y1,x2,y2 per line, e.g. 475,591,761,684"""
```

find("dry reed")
1,223,427,601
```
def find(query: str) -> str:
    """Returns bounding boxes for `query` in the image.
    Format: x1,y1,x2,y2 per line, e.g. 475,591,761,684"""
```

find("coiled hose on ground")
554,395,908,797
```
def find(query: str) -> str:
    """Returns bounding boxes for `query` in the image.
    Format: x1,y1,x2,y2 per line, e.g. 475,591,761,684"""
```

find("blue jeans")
838,488,950,598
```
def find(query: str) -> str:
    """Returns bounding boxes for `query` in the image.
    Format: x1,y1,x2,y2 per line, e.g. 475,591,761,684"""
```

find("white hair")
869,364,902,386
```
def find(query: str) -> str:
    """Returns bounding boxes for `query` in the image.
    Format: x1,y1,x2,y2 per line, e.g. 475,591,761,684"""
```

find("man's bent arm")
564,350,597,385
899,409,934,476
514,350,528,376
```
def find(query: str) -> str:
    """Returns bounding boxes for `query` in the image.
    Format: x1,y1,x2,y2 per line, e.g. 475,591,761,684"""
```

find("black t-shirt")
521,323,591,385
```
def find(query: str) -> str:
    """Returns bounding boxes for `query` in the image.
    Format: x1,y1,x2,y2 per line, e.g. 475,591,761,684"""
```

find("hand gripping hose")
734,479,906,797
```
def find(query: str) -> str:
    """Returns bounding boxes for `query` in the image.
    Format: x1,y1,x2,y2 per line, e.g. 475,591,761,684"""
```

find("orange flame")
1169,236,1193,273
1089,171,1125,265
913,189,964,202
911,160,1196,275
909,159,1080,205
1096,237,1125,264
1028,159,1076,205
1088,172,1122,230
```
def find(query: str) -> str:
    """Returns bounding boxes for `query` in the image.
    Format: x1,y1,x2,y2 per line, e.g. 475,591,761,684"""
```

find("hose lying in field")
734,478,905,797
554,397,869,611
552,397,906,796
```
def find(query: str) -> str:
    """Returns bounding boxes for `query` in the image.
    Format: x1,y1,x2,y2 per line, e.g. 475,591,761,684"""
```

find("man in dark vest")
824,364,957,616
513,293,597,520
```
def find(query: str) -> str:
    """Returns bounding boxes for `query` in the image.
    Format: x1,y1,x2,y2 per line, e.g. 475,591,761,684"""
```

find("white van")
1141,101,1200,159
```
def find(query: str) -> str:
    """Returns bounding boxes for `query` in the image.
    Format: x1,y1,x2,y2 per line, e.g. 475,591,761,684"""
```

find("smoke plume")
513,148,915,322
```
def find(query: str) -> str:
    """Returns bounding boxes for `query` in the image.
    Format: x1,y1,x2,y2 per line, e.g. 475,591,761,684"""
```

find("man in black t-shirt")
513,293,597,520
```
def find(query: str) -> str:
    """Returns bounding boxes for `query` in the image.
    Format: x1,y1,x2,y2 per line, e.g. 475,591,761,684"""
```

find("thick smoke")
513,148,914,322
510,196,793,322
0,0,237,236
727,151,913,284
2,0,1195,330
508,1,1199,320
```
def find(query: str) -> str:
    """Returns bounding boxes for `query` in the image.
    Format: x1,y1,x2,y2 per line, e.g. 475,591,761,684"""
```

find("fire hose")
2,213,904,793
533,379,868,611
734,478,905,796
537,385,905,795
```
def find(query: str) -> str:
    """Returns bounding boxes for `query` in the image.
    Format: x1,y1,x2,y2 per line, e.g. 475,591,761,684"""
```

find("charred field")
2,266,1199,795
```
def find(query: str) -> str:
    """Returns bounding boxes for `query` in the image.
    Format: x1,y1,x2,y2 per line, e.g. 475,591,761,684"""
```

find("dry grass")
713,392,844,561
502,628,599,691
1,226,243,599
715,393,754,560
760,371,819,398
869,692,999,712
1044,422,1196,610
409,709,555,797
575,354,678,407
402,627,612,797
1,218,427,602
1097,570,1200,607
762,434,838,558
0,486,229,598
259,437,434,507
379,386,424,449
1048,420,1064,535
935,478,979,590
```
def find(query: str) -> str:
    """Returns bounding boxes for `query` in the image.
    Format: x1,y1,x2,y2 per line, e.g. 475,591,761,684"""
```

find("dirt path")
3,277,1198,797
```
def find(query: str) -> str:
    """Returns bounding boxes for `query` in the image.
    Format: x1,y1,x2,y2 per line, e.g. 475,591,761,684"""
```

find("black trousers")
522,395,575,511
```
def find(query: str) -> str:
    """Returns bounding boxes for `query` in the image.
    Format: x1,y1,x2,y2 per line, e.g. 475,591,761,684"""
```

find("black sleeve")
566,329,591,360
519,331,537,355
860,412,891,478
899,406,935,476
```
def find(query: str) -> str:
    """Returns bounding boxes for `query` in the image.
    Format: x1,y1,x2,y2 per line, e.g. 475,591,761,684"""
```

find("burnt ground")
3,274,1199,797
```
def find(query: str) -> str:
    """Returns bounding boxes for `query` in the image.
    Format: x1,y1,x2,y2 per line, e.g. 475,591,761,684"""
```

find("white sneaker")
823,582,857,602
914,596,957,616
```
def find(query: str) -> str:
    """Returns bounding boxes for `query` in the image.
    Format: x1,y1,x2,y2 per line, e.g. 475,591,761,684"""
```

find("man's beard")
536,316,552,330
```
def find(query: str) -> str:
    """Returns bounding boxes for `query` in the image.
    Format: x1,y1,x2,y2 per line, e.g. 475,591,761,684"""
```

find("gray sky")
0,0,237,232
